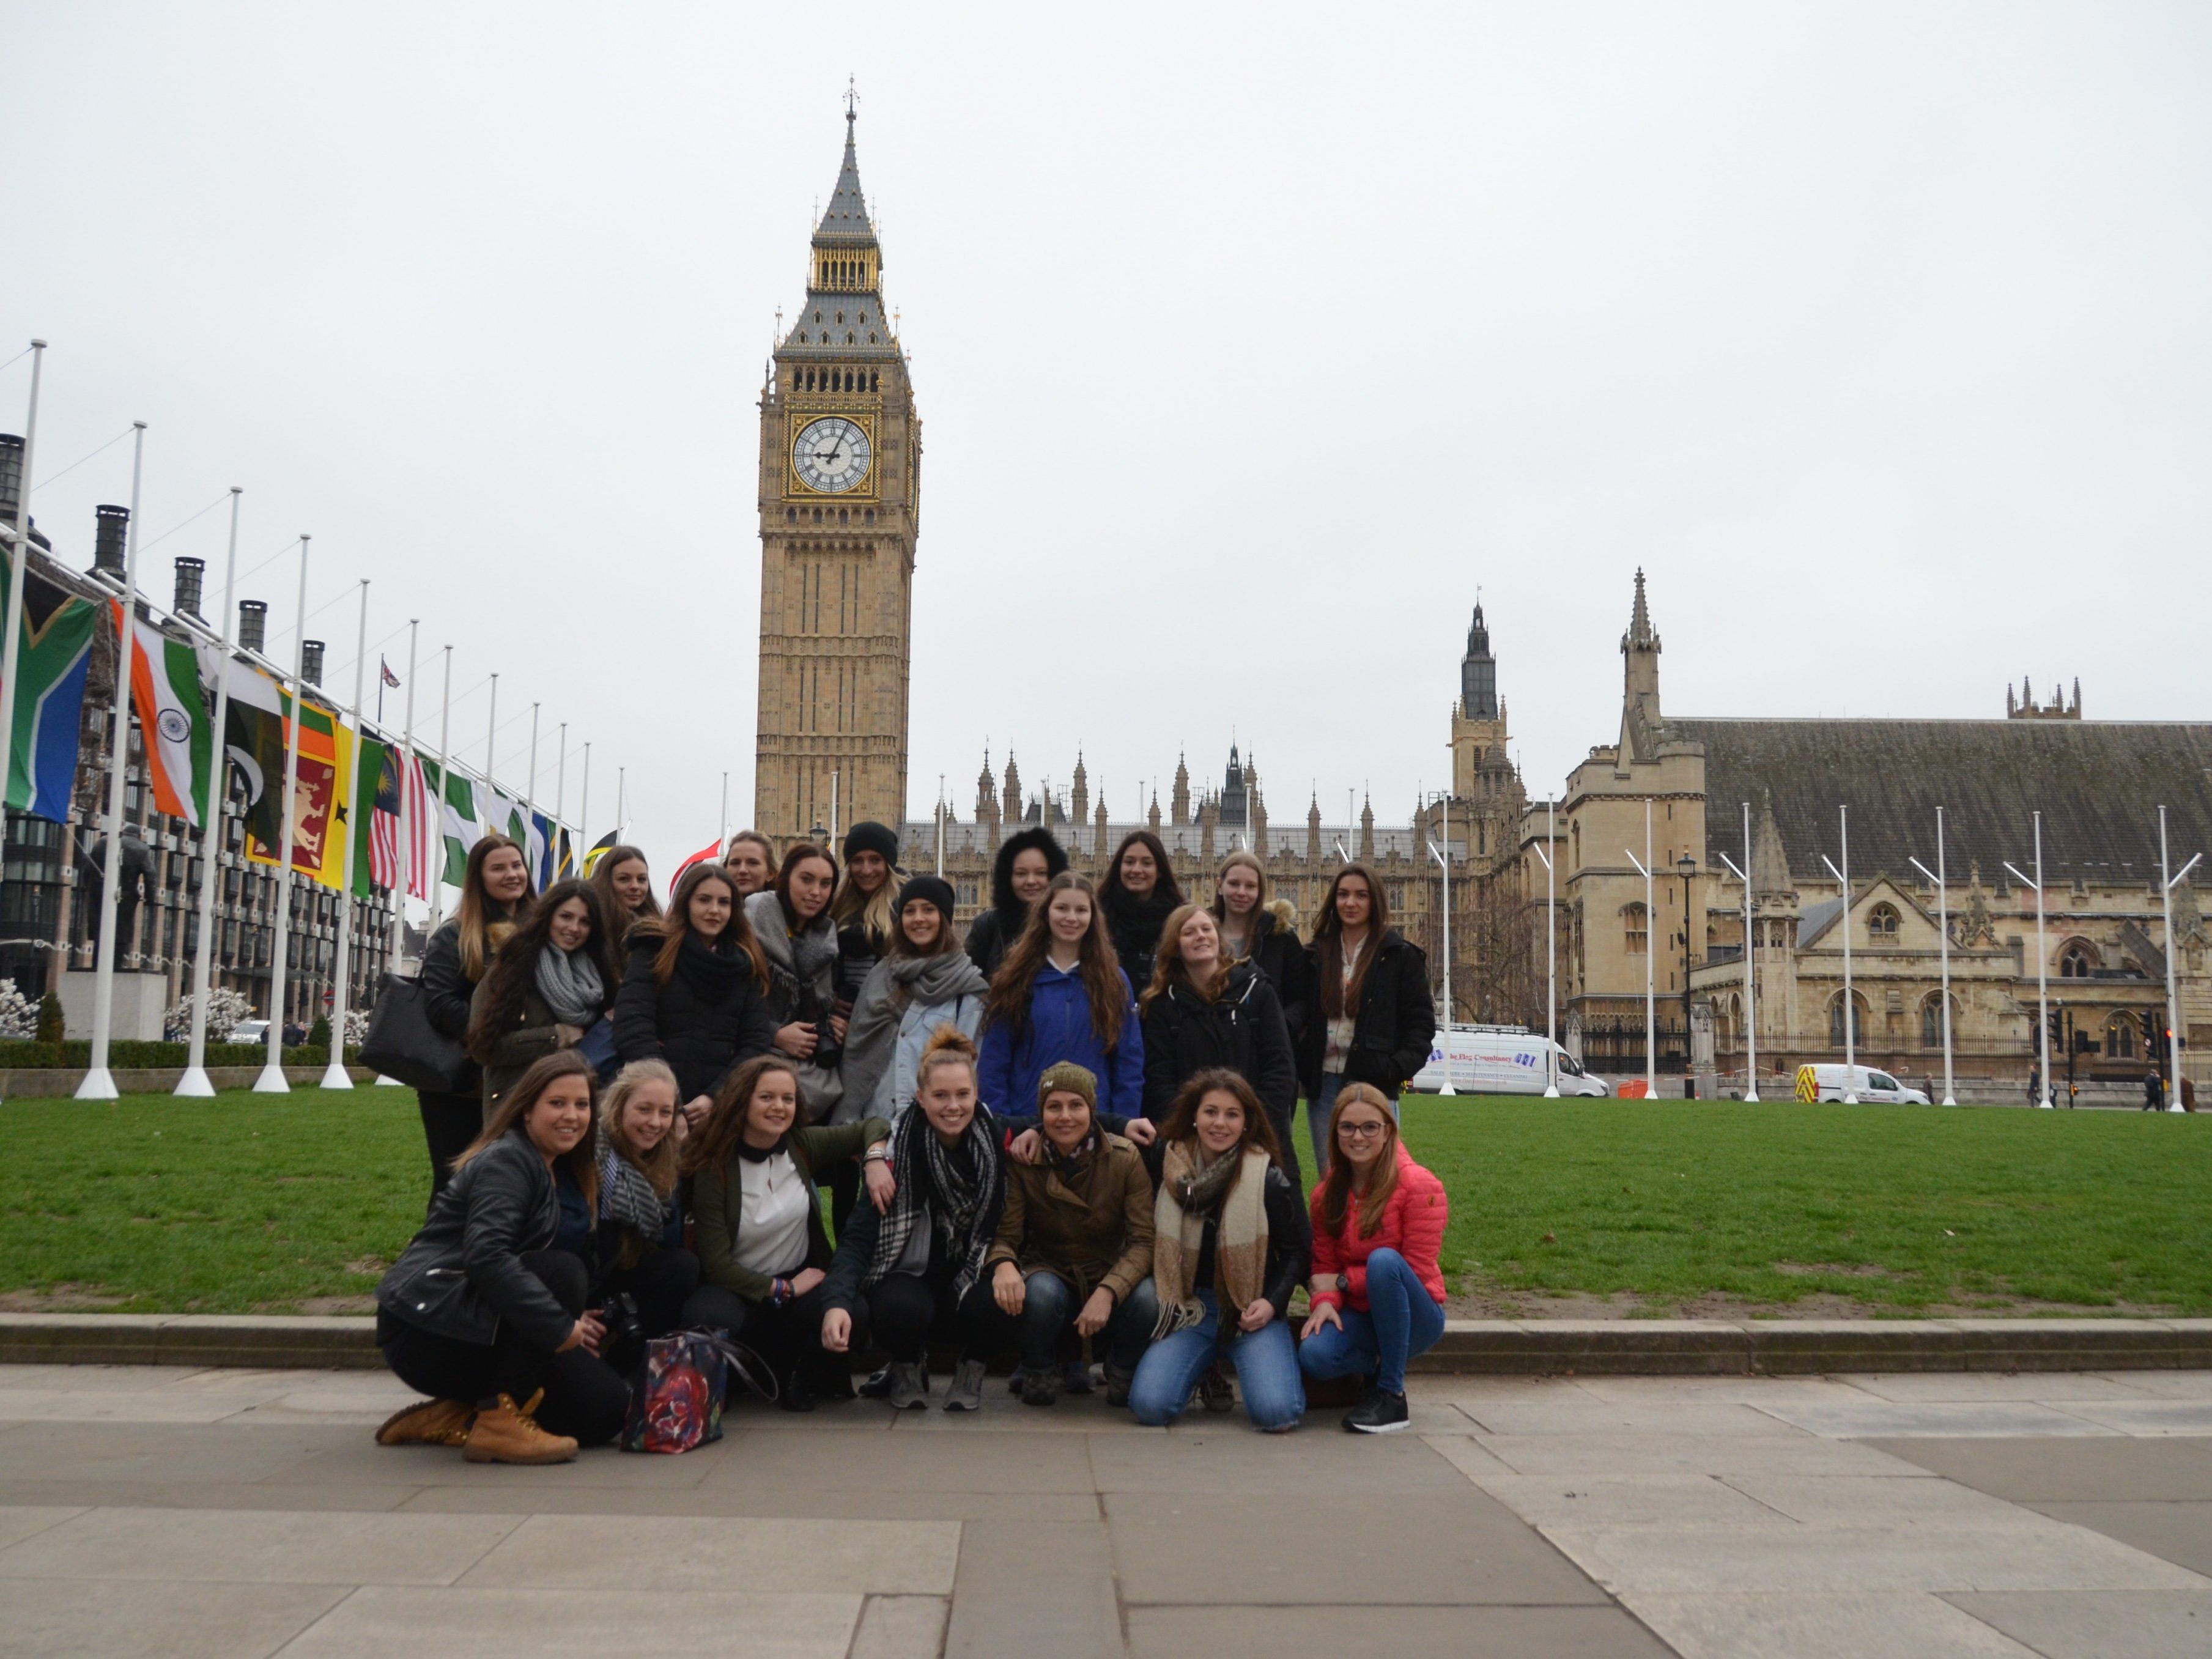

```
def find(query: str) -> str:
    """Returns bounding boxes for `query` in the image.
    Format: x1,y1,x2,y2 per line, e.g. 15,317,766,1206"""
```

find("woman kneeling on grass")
373,1051,630,1464
986,1063,1157,1408
679,1054,893,1410
1127,1069,1309,1433
819,1029,1012,1413
1298,1082,1448,1434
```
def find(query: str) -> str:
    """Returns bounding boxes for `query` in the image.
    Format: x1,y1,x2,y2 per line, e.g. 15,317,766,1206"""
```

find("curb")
2,1313,2206,1375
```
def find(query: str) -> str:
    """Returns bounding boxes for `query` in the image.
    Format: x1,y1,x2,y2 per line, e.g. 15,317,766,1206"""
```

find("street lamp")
1676,851,1696,1084
1623,799,1656,1099
2004,810,2053,1109
2158,805,2202,1114
1908,804,1958,1106
1716,799,1758,1101
1426,794,1456,1096
1531,798,1559,1097
1820,805,1857,1104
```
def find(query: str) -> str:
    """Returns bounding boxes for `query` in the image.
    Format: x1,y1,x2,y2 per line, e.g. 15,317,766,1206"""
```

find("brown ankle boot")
375,1397,475,1447
464,1390,578,1465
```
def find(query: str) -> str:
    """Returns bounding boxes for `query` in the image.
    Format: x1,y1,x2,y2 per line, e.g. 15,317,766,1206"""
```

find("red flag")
670,837,723,888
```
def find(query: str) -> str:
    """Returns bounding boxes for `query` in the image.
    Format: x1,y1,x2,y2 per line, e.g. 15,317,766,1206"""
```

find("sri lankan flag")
232,665,352,890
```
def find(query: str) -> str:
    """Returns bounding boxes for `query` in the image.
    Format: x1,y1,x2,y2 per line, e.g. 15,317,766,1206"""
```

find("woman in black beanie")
832,821,903,1020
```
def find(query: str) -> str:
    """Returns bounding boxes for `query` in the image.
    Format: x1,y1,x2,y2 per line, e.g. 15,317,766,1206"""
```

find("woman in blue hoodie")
978,873,1150,1132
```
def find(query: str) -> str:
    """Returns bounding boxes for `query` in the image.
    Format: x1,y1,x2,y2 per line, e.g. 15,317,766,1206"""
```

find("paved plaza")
0,1363,2205,1657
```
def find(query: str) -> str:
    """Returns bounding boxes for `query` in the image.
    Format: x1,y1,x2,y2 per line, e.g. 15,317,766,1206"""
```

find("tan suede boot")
463,1391,578,1465
375,1397,475,1447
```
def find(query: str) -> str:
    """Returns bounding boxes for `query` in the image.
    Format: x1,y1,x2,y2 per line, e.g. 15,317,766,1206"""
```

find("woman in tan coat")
987,1062,1157,1407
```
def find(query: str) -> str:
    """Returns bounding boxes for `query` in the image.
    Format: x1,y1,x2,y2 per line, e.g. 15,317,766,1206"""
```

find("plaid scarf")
1151,1139,1271,1339
597,1136,673,1237
862,1104,1004,1301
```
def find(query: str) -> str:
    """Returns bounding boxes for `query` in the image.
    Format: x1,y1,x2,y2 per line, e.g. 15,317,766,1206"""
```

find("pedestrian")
747,842,846,1125
986,1063,1157,1408
1098,829,1183,991
1126,1070,1309,1433
466,878,620,1115
832,821,901,1016
1298,863,1435,1177
840,874,990,1121
610,861,777,1132
1141,903,1300,1183
586,1059,701,1350
2183,1075,2198,1113
679,1054,892,1410
722,831,777,901
978,871,1150,1132
964,825,1067,979
416,835,535,1203
373,1051,630,1463
589,844,660,939
2144,1067,2166,1112
1298,1082,1448,1435
1211,849,1313,1057
820,1029,1013,1413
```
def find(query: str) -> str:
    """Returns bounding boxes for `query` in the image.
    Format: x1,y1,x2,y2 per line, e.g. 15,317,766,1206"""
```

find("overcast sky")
9,3,2208,885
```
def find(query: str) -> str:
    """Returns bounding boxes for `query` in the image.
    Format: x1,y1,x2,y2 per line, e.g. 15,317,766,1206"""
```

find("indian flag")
116,601,213,828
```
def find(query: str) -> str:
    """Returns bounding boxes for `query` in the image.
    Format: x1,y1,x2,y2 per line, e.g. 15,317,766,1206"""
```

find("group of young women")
377,821,1446,1463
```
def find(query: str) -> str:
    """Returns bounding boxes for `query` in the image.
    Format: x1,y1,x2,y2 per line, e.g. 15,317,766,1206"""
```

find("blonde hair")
599,1059,681,1200
914,1024,979,1094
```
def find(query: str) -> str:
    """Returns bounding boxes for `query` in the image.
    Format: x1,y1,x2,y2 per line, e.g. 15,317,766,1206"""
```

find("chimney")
237,599,268,654
93,504,130,577
301,639,325,685
0,434,21,526
172,556,206,619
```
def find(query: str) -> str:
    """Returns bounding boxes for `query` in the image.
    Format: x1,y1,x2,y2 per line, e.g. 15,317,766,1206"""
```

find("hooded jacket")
963,827,1069,980
986,1130,1154,1305
1218,900,1314,1055
1139,960,1298,1123
1308,1141,1449,1309
1296,927,1437,1098
610,925,779,1103
977,962,1145,1124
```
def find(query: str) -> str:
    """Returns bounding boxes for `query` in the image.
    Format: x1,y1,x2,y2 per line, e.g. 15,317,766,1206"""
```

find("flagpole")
375,618,418,1088
578,742,591,860
76,422,149,1101
320,578,368,1090
253,534,310,1093
176,487,243,1096
429,644,451,933
0,342,49,990
554,721,566,877
526,701,539,810
720,770,729,851
615,767,624,840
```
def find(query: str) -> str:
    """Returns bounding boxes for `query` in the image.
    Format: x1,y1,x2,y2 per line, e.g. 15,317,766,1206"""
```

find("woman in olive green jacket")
678,1052,892,1410
466,879,620,1117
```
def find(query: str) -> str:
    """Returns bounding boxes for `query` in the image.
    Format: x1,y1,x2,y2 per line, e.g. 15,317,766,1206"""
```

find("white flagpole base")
173,1068,216,1098
2169,1101,2187,1114
253,1063,291,1094
374,1074,406,1087
1942,1096,1958,1107
1843,1094,1859,1104
75,1068,118,1101
1542,1086,1560,1098
319,1060,355,1090
2036,1096,2054,1109
1744,1089,1761,1103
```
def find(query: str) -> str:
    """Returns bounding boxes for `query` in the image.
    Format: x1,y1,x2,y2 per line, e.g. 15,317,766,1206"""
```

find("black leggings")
682,1282,848,1380
599,1246,701,1342
864,1268,1016,1365
415,1090,481,1210
378,1249,630,1445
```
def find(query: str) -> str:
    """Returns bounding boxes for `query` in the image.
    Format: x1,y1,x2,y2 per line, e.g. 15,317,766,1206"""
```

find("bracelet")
771,1277,789,1306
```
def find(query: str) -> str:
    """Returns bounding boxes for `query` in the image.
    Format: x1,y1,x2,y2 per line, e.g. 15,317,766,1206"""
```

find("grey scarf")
596,1136,672,1236
535,945,604,1027
840,951,991,1116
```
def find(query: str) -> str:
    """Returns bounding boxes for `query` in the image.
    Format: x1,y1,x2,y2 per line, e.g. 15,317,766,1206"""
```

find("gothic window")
864,508,875,523
1623,903,1648,955
785,508,796,523
1868,903,1899,940
868,333,878,344
2060,942,2095,977
1828,994,1865,1047
814,311,823,323
846,333,856,345
2105,1016,2136,1060
1920,994,1949,1048
835,312,845,325
838,508,848,526
870,371,879,390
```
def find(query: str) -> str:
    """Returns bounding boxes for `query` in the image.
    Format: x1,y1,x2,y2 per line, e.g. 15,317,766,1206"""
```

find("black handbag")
358,972,473,1094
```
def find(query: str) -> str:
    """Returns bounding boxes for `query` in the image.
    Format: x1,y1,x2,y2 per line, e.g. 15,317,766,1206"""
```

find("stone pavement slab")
1748,1397,2119,1438
1126,1603,1677,1657
1942,1589,2212,1659
2026,1501,2212,1576
1620,1590,2045,1658
0,1578,352,1659
1473,1429,1925,1477
1464,1474,1789,1531
271,1586,873,1658
944,1520,1119,1659
1866,1433,2212,1501
0,1504,523,1586
458,1513,960,1595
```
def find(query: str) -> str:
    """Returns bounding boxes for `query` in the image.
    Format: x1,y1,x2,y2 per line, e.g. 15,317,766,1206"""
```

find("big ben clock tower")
754,98,919,839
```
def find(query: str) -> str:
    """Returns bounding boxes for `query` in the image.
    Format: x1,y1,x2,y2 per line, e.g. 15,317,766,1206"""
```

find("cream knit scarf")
1150,1139,1271,1339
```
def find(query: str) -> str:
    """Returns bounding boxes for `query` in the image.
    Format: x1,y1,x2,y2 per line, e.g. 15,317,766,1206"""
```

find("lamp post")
1908,804,1957,1106
1426,793,1455,1096
1676,850,1696,1083
2004,811,2053,1109
1717,800,1758,1102
1531,797,1559,1096
2158,805,2201,1115
1624,799,1656,1098
1821,805,1857,1103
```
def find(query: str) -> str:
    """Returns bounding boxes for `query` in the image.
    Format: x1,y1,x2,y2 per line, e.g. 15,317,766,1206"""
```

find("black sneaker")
857,1364,893,1400
1062,1358,1094,1395
1342,1388,1410,1435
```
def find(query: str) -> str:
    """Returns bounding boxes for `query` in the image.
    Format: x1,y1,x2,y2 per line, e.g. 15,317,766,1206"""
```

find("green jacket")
472,980,570,1119
985,1132,1154,1306
692,1117,891,1302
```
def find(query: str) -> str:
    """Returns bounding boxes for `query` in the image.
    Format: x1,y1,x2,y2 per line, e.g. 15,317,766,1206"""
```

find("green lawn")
1399,1093,2212,1317
0,1089,2206,1317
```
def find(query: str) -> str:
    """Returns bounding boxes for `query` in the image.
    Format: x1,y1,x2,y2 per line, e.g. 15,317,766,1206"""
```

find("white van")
1410,1025,1610,1097
1794,1063,1931,1105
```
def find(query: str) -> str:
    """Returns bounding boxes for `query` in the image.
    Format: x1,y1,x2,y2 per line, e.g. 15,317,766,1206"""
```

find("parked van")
1411,1025,1610,1097
1793,1063,1931,1105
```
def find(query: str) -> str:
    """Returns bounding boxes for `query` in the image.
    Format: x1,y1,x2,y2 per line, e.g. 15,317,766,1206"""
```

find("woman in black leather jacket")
374,1051,630,1463
416,835,533,1203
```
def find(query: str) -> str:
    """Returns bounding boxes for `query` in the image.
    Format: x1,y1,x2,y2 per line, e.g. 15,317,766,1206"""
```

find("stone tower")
1450,600,1512,799
754,101,920,837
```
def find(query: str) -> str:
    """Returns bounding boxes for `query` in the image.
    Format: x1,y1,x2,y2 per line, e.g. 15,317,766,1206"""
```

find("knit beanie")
897,874,958,923
843,821,900,867
1037,1061,1098,1114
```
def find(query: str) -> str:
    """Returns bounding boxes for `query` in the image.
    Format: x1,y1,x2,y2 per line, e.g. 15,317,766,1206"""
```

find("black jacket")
375,1128,571,1348
1140,962,1297,1123
611,931,779,1102
965,826,1068,980
1183,1163,1310,1320
1227,906,1314,1057
1296,928,1437,1098
835,920,884,1010
418,918,483,1094
1101,885,1180,994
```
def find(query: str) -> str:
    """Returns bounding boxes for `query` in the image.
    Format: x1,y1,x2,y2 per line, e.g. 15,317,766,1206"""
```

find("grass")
0,1089,2206,1317
1399,1093,2212,1317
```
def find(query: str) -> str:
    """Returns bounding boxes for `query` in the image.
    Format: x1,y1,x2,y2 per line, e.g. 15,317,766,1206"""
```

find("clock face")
792,416,871,494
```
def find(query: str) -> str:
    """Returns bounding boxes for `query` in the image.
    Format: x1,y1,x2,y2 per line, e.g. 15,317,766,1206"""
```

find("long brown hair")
465,879,620,1064
653,862,768,991
590,844,660,936
1317,1081,1401,1239
453,1049,600,1208
1314,862,1389,1021
1209,850,1270,943
455,833,533,981
889,890,961,960
1101,827,1185,909
772,841,840,934
1155,1066,1282,1172
679,1052,801,1177
984,870,1125,1048
1141,902,1232,1013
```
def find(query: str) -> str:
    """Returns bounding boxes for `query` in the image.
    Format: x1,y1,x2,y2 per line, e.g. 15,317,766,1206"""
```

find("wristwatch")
1336,1273,1350,1293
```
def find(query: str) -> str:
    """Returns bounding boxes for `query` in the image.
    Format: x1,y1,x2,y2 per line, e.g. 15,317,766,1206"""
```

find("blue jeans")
1017,1272,1158,1377
1127,1288,1304,1432
1296,1247,1445,1394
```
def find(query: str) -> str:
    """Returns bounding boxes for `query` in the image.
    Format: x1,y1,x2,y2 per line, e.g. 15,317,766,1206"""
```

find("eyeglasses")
1337,1120,1389,1141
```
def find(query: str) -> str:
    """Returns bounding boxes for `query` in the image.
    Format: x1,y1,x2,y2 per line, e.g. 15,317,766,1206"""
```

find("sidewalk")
0,1362,2203,1655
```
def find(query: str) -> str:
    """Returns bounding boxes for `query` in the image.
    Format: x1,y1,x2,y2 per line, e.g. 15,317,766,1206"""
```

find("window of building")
1829,994,1865,1047
1624,903,1648,955
2060,942,2096,978
1920,994,1950,1048
2105,1016,2137,1060
1868,903,1899,939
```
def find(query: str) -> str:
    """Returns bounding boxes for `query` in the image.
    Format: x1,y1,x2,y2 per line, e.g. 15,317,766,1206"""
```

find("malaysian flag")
403,751,434,900
368,748,404,893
